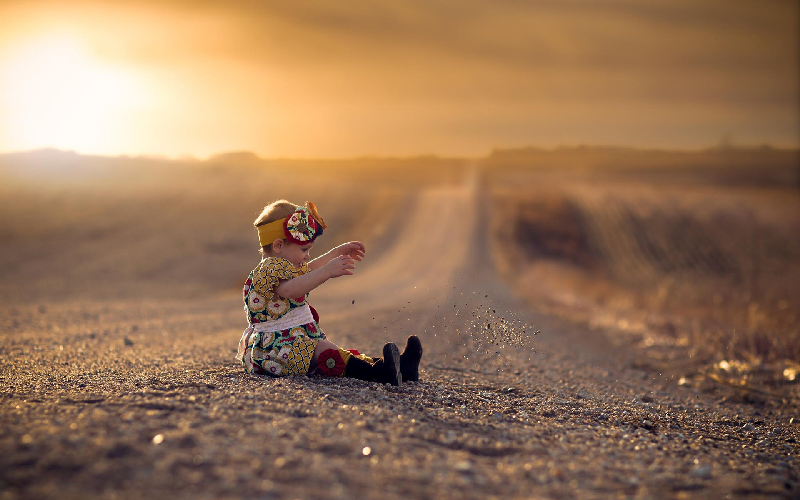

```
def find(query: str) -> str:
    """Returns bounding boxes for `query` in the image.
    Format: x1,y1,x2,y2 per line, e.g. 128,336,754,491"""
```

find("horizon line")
2,142,798,163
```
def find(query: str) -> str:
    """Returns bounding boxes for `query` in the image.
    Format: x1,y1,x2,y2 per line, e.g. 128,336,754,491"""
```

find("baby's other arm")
275,256,356,298
309,241,365,271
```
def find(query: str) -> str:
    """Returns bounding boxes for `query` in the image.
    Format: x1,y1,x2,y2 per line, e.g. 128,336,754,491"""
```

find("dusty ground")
1,151,799,499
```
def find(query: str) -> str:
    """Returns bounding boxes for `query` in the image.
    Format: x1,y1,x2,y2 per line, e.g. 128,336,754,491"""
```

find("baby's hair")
254,199,298,256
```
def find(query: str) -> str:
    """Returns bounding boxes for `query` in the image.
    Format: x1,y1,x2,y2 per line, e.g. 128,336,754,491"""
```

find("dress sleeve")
252,257,301,301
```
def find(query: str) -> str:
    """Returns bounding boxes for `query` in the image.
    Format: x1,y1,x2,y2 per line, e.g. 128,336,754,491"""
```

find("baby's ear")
272,239,284,253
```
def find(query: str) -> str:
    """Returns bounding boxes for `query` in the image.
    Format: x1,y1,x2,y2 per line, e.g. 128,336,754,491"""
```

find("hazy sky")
1,0,797,157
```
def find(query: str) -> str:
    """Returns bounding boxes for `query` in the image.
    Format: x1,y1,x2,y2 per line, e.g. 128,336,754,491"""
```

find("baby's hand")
325,255,356,279
336,241,366,262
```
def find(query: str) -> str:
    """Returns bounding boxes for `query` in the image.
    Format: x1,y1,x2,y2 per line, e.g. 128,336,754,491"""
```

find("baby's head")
254,199,298,256
254,199,327,267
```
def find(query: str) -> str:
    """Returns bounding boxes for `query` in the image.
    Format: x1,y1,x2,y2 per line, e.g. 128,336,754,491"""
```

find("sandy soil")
1,153,799,499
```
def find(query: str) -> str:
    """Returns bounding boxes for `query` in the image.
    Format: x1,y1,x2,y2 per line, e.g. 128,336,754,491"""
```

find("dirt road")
1,161,798,499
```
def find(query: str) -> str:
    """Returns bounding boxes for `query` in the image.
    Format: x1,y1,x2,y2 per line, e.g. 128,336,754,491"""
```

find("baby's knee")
314,339,339,355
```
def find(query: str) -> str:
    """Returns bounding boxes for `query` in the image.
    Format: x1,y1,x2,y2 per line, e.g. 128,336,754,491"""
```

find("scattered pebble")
689,465,712,480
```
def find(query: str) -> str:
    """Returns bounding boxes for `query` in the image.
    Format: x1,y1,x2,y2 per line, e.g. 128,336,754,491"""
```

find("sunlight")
0,34,145,153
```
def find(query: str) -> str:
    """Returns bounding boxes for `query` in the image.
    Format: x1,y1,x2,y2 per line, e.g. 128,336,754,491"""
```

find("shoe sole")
383,343,402,386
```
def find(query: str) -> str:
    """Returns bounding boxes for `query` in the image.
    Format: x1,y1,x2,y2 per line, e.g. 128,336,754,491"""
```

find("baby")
236,199,422,386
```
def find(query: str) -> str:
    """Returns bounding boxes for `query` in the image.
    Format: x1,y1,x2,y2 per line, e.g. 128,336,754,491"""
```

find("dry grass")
0,150,464,304
485,146,800,396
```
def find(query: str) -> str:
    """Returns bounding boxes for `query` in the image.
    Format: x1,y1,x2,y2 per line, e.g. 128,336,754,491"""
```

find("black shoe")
344,343,402,386
372,343,402,386
343,354,373,381
400,335,423,382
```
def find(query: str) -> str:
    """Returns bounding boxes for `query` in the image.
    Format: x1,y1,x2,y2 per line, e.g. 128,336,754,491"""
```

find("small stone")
124,337,134,346
755,439,769,447
689,465,712,479
454,460,472,471
106,443,134,458
741,423,755,432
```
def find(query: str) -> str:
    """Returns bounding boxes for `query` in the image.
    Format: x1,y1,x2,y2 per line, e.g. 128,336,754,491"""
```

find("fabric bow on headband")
257,201,328,247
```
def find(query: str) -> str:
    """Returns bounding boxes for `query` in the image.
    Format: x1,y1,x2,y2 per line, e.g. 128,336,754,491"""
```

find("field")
1,148,799,499
0,150,463,304
486,146,800,398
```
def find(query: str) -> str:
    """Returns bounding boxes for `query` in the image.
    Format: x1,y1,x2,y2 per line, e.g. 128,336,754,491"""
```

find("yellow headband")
257,201,327,247
257,219,287,247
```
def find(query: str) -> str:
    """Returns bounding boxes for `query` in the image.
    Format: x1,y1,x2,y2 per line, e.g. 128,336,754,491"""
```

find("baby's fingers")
328,256,356,277
343,242,366,258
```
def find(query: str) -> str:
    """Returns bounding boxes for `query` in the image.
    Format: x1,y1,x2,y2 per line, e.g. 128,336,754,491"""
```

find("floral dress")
235,257,325,376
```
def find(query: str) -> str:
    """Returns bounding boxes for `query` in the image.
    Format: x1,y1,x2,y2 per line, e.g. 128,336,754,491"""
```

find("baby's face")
281,241,314,269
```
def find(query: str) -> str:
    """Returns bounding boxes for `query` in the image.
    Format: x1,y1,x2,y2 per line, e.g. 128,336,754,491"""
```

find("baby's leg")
311,338,402,386
309,338,340,374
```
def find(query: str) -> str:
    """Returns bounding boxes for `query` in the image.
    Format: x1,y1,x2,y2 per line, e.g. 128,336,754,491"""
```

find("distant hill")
206,151,263,166
484,145,800,188
2,146,797,188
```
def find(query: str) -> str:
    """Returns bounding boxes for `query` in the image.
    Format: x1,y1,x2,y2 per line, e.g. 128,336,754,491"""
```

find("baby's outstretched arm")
309,241,365,270
275,255,356,299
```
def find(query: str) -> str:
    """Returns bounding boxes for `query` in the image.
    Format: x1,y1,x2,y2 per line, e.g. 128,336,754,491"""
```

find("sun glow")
0,34,146,154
